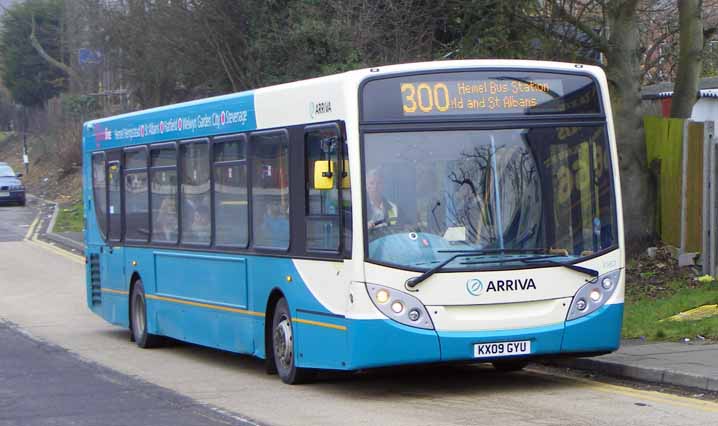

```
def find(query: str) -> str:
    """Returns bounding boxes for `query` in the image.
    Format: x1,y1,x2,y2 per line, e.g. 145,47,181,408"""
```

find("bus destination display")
400,78,563,116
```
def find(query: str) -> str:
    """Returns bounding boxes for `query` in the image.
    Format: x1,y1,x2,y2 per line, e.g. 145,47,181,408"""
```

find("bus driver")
366,169,398,229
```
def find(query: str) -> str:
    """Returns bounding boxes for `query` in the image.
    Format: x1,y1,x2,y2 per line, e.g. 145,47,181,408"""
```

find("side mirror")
313,160,334,190
341,160,350,189
15,173,23,178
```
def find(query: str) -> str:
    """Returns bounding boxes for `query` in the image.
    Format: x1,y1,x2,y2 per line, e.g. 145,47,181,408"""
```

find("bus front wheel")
130,280,162,348
272,298,313,384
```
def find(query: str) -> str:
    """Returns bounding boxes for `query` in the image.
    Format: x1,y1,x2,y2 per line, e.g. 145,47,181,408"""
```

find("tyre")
271,298,313,384
492,359,529,372
130,280,162,348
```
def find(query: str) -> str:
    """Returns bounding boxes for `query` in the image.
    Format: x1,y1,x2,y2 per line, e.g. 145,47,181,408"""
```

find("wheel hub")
273,318,293,368
133,294,145,338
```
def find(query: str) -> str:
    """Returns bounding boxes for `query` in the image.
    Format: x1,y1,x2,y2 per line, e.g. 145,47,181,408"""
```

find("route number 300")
401,83,450,113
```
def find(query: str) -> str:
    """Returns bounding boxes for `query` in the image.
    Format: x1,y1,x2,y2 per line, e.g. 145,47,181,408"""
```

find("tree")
544,1,653,248
671,0,704,118
0,0,68,108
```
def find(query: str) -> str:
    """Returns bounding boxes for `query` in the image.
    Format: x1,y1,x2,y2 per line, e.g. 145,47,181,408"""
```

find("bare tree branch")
29,11,84,91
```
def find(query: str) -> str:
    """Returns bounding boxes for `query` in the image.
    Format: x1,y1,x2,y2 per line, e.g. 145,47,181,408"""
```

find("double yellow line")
24,215,84,265
528,368,718,413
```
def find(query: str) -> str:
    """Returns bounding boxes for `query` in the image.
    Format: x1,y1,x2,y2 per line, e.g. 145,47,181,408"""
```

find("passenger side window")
180,140,210,245
251,131,290,249
124,148,149,242
213,136,248,247
91,153,107,239
150,145,178,243
305,126,341,252
107,161,122,241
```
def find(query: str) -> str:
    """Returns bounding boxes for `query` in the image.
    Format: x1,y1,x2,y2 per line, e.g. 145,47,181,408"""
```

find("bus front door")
100,159,129,326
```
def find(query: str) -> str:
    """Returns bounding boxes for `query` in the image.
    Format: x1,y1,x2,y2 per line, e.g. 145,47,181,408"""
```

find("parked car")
0,162,25,206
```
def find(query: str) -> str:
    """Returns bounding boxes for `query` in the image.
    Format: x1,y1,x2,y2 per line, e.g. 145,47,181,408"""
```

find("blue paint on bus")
561,303,623,353
83,92,256,151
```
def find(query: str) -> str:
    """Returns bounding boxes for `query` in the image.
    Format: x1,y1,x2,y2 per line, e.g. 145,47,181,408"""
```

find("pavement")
33,196,718,395
549,340,718,393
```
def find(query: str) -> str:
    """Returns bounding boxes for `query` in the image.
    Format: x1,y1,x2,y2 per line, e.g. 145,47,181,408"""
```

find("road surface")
0,204,716,425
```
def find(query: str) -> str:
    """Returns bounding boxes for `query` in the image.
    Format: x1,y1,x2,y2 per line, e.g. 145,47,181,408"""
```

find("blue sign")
79,48,102,65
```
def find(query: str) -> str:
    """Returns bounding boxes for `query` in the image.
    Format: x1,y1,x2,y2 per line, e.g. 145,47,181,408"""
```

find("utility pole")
22,106,29,175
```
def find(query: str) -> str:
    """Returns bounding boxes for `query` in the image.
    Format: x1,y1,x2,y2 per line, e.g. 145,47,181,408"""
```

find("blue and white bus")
84,60,624,384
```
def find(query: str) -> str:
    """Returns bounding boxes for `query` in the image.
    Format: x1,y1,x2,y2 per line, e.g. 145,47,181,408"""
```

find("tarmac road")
0,202,36,242
1,208,717,425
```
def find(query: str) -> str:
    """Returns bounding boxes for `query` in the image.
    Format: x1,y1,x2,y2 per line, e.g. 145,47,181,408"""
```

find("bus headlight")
567,269,621,321
366,283,434,330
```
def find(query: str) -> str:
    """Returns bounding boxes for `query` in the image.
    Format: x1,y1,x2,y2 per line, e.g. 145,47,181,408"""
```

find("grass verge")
54,201,83,233
623,281,718,341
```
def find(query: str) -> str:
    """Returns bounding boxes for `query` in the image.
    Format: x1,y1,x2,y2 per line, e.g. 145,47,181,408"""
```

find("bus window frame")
123,145,150,243
102,124,350,263
105,152,123,244
179,137,212,247
149,142,179,246
303,122,344,256
212,133,250,250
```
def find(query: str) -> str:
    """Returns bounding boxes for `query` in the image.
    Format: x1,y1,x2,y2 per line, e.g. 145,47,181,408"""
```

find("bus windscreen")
361,70,601,121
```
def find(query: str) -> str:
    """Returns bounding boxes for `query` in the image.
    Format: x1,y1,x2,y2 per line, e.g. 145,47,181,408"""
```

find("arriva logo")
467,278,537,296
466,278,484,296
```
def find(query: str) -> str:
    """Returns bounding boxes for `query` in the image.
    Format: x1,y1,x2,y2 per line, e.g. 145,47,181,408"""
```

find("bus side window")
180,139,210,245
213,135,248,248
124,148,149,242
251,131,290,250
91,152,108,239
150,145,178,243
305,125,340,253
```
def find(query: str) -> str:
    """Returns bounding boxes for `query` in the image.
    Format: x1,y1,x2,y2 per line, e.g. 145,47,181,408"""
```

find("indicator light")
601,277,612,290
408,309,421,321
576,299,587,311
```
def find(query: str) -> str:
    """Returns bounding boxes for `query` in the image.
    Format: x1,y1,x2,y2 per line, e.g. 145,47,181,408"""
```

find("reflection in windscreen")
363,127,616,269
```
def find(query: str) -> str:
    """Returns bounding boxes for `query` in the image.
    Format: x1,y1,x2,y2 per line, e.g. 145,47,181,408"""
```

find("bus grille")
89,254,101,305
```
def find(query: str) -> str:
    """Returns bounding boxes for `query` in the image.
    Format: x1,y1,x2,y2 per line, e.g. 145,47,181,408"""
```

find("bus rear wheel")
130,280,162,348
272,298,313,384
492,359,529,372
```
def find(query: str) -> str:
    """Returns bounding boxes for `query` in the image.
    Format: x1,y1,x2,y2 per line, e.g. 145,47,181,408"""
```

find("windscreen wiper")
405,250,495,289
518,257,598,278
461,253,599,279
406,249,598,290
405,248,557,289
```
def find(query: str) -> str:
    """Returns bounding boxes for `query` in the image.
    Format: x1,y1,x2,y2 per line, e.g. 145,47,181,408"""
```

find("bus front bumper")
438,303,623,361
347,303,623,369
